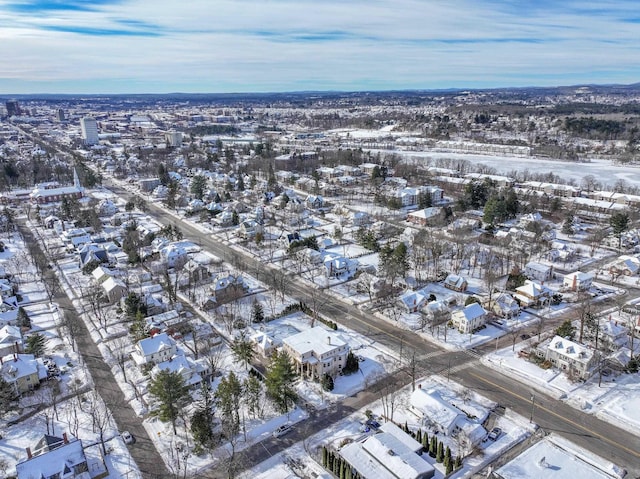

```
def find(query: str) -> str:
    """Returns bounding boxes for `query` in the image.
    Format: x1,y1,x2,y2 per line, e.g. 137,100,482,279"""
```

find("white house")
0,324,22,357
160,243,188,268
282,326,349,380
524,261,553,282
0,353,47,395
563,271,594,292
399,289,428,313
409,387,463,436
443,274,468,292
514,280,552,308
451,302,487,334
132,332,177,366
16,434,89,479
545,335,597,380
489,292,521,319
151,354,209,388
101,276,127,304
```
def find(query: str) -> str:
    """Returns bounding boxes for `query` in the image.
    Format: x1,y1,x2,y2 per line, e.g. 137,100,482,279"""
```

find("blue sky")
0,0,638,94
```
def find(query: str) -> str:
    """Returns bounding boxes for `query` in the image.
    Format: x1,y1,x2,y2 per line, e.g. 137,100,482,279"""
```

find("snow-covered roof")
138,332,176,357
340,431,434,479
548,336,593,364
452,302,486,322
410,387,462,430
563,271,593,283
283,326,346,357
379,421,423,454
16,438,87,479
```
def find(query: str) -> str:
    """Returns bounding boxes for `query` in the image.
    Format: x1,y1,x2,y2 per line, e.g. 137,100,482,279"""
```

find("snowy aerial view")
2,8,640,474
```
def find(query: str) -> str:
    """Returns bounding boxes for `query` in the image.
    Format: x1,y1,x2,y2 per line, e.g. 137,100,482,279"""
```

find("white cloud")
0,0,638,93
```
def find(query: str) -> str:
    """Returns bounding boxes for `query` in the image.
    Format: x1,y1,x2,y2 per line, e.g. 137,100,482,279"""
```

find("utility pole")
530,394,536,423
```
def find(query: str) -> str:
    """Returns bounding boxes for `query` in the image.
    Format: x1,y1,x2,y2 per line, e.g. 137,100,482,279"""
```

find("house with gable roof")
1,353,47,395
131,332,177,366
0,324,22,357
16,433,93,479
514,280,552,308
339,421,435,479
201,274,247,310
524,261,553,282
443,274,468,292
399,289,428,313
544,335,596,380
451,302,487,334
563,271,594,292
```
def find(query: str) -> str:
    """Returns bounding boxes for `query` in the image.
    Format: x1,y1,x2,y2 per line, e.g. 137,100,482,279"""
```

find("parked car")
121,431,134,445
366,419,381,429
488,427,502,441
272,424,293,438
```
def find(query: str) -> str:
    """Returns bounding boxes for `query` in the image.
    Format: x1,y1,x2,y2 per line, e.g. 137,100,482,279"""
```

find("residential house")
489,292,521,319
0,353,47,395
524,261,553,282
608,255,640,276
131,332,177,366
182,259,211,285
201,274,247,309
339,422,435,479
78,244,109,269
16,433,91,479
90,265,113,284
159,243,188,268
406,207,442,227
238,219,262,239
352,211,370,227
563,271,594,292
151,354,209,388
600,319,628,348
399,289,428,314
443,274,468,292
101,277,127,304
305,194,324,209
282,326,349,380
545,335,597,380
409,386,486,446
451,303,487,334
514,280,552,308
324,255,349,279
0,324,22,357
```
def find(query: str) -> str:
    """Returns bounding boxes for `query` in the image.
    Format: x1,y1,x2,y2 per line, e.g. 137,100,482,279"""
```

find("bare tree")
109,336,131,383
89,391,113,456
380,381,399,423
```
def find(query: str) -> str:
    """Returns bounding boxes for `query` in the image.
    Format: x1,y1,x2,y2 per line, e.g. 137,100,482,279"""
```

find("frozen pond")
377,149,640,189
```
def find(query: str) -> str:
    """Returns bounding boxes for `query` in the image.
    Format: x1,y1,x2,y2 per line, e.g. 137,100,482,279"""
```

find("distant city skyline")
1,0,639,94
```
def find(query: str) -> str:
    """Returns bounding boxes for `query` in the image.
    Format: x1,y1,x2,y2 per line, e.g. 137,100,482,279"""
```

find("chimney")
26,447,32,459
572,274,577,292
418,383,422,389
13,353,17,362
327,336,331,345
63,432,68,444
14,341,19,354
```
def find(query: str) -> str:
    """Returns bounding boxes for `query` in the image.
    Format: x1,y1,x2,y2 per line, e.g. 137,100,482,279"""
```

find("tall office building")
5,100,20,117
80,117,99,145
57,109,65,122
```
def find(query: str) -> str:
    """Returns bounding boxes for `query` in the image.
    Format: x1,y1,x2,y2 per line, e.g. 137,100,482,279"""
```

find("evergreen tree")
562,214,574,235
610,211,630,249
215,371,243,439
17,306,30,329
429,436,437,457
446,459,454,474
436,440,444,463
321,373,334,391
25,332,47,357
190,175,207,200
191,382,215,448
265,350,297,414
251,300,265,323
0,376,15,413
148,370,190,434
454,455,462,469
231,332,256,370
556,319,576,340
342,351,360,375
322,446,328,467
243,375,263,419
421,430,429,450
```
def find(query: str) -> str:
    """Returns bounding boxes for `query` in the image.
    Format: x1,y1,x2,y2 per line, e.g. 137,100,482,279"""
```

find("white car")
272,424,293,438
121,431,134,445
